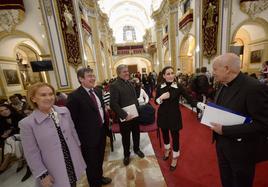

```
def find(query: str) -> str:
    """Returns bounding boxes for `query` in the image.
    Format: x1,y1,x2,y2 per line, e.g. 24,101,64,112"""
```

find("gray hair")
77,67,93,83
116,64,128,75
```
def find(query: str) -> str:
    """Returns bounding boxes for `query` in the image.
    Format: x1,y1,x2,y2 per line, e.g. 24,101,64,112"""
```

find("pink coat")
19,106,86,187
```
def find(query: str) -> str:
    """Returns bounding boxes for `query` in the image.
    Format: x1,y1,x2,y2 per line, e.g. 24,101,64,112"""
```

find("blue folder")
207,102,252,124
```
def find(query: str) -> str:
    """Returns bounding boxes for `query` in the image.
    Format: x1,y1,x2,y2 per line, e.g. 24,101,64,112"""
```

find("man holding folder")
210,53,268,187
110,65,144,166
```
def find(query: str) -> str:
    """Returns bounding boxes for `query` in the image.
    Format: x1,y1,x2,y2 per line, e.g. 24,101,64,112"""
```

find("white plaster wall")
0,0,50,57
69,65,81,89
0,38,41,57
48,71,57,90
230,1,268,40
17,0,50,53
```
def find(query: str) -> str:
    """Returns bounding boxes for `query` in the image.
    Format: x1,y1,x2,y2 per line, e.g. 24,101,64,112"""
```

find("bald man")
210,53,268,187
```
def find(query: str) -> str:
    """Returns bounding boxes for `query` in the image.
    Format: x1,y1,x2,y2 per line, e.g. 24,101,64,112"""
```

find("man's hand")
160,92,170,100
210,122,223,135
197,102,206,111
41,175,54,187
125,114,134,121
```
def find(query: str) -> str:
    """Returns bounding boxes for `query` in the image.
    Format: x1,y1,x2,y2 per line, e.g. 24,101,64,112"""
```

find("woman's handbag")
137,104,155,125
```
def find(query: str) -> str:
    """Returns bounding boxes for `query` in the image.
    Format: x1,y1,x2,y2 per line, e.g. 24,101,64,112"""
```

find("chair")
105,110,115,152
111,122,161,150
0,143,4,164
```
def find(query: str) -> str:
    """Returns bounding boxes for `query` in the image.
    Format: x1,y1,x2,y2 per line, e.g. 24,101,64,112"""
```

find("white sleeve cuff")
156,98,162,104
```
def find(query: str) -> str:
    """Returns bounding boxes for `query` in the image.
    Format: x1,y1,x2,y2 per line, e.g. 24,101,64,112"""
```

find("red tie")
89,89,102,126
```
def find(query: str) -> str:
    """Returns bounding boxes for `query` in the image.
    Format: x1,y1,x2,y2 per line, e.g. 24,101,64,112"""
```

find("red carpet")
148,104,268,187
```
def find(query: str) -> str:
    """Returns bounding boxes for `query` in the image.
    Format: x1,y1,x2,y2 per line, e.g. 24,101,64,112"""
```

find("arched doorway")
232,18,268,73
15,44,44,89
179,35,195,74
113,57,152,76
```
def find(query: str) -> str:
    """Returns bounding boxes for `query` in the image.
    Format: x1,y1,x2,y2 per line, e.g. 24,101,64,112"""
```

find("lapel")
222,74,244,106
32,105,67,125
93,88,104,108
119,78,136,97
214,73,244,105
78,86,98,112
214,85,223,104
53,106,67,124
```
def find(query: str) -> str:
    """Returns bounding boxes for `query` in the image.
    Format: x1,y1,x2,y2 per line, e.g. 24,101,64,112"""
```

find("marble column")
168,3,179,69
156,24,163,71
88,14,104,82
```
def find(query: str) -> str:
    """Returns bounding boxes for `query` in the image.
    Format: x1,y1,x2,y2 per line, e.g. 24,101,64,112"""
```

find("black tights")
161,129,179,152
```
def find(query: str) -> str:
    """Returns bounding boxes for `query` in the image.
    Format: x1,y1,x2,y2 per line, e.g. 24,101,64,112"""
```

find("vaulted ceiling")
98,0,163,43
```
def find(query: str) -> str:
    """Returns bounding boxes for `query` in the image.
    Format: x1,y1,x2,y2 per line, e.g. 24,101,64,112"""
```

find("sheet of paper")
200,104,246,127
120,104,139,122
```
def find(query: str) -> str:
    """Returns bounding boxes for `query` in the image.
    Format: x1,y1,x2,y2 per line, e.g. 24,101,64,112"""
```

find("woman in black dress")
155,66,204,171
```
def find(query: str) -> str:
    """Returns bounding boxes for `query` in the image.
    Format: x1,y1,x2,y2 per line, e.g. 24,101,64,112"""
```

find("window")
123,26,136,42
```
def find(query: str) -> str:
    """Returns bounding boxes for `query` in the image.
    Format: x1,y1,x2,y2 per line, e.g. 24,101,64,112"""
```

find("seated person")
0,104,24,173
132,78,149,105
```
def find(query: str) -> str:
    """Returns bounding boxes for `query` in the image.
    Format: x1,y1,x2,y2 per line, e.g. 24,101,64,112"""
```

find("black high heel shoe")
162,149,170,161
169,157,178,171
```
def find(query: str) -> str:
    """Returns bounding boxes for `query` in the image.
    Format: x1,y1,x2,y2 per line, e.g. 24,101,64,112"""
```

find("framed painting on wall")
250,50,262,63
3,69,20,85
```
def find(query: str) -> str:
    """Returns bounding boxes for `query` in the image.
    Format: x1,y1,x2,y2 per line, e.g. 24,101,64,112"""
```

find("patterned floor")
0,133,166,187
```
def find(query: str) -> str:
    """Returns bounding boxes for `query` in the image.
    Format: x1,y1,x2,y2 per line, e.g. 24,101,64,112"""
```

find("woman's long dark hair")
158,66,177,85
0,104,17,118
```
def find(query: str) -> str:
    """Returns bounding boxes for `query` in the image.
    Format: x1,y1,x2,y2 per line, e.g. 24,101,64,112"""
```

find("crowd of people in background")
0,58,268,187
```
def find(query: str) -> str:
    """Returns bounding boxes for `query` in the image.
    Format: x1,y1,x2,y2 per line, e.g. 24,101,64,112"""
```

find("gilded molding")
0,56,16,62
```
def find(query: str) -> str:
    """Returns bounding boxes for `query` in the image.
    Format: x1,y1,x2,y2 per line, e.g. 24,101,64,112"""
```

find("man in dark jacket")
210,53,268,187
110,65,144,166
67,68,111,187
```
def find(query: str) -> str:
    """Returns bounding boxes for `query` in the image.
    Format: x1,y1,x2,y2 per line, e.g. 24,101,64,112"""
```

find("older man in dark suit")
110,64,144,166
210,53,268,187
66,68,111,187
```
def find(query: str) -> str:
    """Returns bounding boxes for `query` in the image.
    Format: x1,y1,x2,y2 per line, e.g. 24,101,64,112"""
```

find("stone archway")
232,18,268,73
15,43,45,89
113,56,152,76
179,34,195,74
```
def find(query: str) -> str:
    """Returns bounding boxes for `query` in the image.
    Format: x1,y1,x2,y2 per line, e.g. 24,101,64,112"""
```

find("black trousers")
161,129,179,152
119,119,140,157
81,127,106,187
216,139,256,187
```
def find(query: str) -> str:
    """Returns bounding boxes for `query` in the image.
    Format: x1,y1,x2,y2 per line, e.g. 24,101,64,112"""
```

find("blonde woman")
19,82,86,187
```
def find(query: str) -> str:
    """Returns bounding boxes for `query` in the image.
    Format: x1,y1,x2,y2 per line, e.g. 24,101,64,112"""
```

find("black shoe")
162,155,169,161
123,157,130,166
169,165,177,171
134,150,145,158
21,166,32,182
169,158,178,171
16,165,24,173
101,176,112,185
162,149,170,161
16,160,24,173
